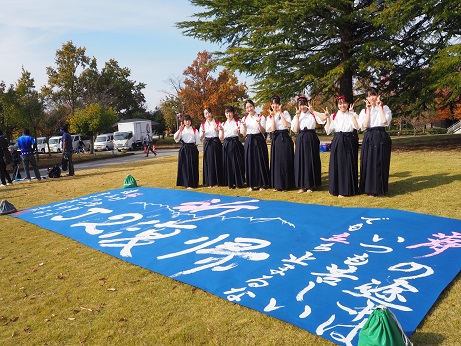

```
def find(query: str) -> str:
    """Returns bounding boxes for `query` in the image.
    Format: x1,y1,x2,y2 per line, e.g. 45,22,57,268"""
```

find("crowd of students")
174,87,393,198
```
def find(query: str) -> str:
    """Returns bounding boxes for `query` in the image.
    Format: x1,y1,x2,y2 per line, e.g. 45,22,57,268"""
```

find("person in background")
61,125,74,176
266,95,295,191
324,96,360,197
240,99,270,191
358,87,392,196
0,130,13,187
200,107,223,188
143,133,152,157
219,106,245,189
77,138,85,153
291,96,327,193
174,114,201,189
9,145,22,180
17,128,42,182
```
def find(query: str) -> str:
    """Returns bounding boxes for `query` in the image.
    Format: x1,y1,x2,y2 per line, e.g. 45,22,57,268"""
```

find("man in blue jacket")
17,128,42,182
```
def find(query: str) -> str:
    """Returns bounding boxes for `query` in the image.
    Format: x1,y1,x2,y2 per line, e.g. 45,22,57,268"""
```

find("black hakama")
222,136,245,188
328,132,359,196
294,129,322,190
270,129,295,190
203,137,223,186
176,142,199,188
244,133,270,189
359,127,392,195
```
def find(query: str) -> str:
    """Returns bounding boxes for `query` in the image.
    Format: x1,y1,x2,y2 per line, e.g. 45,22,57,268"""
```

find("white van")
94,133,114,151
48,136,62,152
36,137,48,153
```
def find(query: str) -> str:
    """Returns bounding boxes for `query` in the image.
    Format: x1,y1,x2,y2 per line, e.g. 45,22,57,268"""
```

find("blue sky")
0,0,249,111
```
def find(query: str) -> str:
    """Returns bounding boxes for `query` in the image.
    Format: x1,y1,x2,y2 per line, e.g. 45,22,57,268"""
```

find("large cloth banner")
12,187,461,345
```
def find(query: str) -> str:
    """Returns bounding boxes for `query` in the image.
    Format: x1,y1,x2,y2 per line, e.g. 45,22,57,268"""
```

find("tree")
0,82,21,140
69,103,118,153
100,59,147,118
178,0,461,114
16,68,43,133
177,51,248,125
46,44,148,120
428,44,461,122
43,41,90,114
160,94,182,134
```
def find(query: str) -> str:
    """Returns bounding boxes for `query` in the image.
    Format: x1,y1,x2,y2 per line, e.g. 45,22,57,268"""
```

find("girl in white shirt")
219,106,245,189
200,107,223,188
324,96,360,197
174,114,201,189
266,95,295,191
291,96,328,193
240,99,270,191
358,87,392,196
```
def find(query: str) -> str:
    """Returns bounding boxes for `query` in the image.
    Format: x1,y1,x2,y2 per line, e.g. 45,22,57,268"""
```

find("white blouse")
241,113,266,135
325,110,359,135
222,119,241,138
200,119,220,138
266,111,291,132
291,111,325,132
358,105,392,130
174,126,201,145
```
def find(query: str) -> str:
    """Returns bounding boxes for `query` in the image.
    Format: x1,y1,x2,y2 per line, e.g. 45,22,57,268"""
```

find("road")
37,148,182,177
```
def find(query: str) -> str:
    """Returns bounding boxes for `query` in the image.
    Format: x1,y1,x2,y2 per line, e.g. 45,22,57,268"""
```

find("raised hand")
349,103,355,113
365,99,372,109
295,106,301,117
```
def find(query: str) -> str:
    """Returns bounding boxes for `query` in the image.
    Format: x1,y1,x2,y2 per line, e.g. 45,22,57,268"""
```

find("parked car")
36,137,48,153
94,133,114,151
48,136,62,153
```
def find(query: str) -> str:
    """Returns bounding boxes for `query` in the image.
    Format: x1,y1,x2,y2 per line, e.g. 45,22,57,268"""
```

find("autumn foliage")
178,51,248,125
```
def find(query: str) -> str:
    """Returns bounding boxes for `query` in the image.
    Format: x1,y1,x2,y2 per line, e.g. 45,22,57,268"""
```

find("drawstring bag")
123,174,138,188
358,306,413,346
0,200,17,215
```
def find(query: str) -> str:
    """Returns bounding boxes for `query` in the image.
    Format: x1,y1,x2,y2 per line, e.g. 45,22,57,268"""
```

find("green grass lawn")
1,134,460,345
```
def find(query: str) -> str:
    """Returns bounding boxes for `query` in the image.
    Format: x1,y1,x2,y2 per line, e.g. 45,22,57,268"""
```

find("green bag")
358,306,413,346
123,174,138,188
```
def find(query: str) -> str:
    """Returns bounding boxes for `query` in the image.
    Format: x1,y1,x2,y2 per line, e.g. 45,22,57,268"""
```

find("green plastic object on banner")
358,306,413,346
123,174,138,188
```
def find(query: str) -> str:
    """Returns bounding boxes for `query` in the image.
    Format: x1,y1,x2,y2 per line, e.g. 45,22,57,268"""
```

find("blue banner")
12,187,461,345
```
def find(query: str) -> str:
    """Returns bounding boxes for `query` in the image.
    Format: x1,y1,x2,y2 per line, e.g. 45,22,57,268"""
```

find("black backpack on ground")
48,165,61,178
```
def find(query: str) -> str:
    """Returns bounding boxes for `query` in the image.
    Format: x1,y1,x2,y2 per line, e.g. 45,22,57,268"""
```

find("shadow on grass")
388,173,461,196
411,332,445,345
